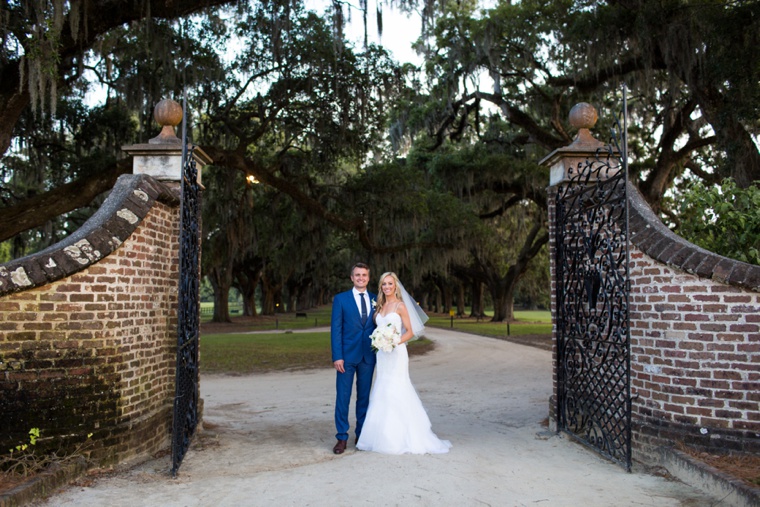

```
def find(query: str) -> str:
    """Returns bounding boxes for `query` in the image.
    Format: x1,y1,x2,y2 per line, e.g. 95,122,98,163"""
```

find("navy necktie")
359,293,368,324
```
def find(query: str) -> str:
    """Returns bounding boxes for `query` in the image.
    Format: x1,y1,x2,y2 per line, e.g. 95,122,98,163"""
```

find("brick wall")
548,188,559,431
626,183,760,462
0,174,183,466
549,181,760,466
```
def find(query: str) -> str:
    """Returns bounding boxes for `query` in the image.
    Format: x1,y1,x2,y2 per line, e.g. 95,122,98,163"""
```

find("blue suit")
331,290,377,442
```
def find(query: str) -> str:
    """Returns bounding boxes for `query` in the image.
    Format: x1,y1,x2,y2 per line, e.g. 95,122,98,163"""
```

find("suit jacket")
331,290,377,364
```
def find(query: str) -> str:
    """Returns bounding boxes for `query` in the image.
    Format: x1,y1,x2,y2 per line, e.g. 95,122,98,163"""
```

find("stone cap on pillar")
539,102,619,186
122,98,212,184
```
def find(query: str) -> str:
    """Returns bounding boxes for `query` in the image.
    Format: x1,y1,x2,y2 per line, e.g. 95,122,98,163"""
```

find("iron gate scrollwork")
555,109,631,470
171,100,201,477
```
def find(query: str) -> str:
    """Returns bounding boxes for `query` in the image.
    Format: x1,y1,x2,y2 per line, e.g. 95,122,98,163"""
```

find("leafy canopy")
675,178,760,265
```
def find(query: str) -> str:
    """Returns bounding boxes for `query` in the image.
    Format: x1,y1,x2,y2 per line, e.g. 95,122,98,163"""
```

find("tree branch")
0,161,131,242
546,54,667,93
0,0,237,156
201,145,455,254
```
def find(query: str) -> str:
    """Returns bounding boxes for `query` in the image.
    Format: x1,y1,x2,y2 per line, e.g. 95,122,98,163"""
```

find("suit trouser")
335,357,375,441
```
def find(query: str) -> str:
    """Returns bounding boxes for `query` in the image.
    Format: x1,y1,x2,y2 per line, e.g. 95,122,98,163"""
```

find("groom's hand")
333,360,345,373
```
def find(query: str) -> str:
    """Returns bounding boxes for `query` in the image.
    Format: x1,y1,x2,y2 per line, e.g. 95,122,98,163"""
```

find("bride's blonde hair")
375,272,403,314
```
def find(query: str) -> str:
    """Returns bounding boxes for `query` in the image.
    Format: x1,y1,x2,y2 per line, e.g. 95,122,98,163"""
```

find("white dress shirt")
352,287,370,315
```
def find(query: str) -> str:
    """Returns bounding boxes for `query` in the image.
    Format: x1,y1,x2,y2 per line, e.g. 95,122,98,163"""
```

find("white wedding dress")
356,311,452,454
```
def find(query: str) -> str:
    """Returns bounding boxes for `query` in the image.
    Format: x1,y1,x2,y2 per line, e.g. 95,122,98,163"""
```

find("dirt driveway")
36,328,718,506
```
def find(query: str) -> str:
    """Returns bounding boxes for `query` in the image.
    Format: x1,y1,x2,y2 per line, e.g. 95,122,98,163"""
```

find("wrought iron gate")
554,110,632,470
171,99,201,476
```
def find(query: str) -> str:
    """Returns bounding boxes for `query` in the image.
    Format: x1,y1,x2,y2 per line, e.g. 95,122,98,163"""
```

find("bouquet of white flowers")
370,323,401,353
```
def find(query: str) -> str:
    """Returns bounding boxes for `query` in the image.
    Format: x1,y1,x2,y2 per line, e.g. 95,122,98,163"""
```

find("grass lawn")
201,332,331,374
199,305,551,374
200,304,334,331
427,309,552,338
200,331,434,375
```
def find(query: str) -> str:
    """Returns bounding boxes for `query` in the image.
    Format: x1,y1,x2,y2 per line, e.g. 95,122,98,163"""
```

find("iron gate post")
541,102,632,470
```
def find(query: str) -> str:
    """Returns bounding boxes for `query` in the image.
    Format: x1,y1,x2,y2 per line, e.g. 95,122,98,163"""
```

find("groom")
330,262,377,454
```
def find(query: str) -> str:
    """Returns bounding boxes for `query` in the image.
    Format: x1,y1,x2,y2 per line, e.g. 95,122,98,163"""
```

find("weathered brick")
684,313,710,322
699,379,731,389
70,293,95,302
0,301,21,311
716,333,745,342
699,418,730,429
729,323,759,333
738,343,760,353
733,420,760,432
724,294,752,303
712,369,745,381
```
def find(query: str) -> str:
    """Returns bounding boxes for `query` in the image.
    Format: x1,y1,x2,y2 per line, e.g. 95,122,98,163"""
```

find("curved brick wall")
0,174,179,296
627,183,760,292
0,173,182,465
625,183,760,461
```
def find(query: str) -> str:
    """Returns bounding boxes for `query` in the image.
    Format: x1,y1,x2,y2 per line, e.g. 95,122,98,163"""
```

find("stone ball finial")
569,102,598,130
149,99,183,144
568,102,602,148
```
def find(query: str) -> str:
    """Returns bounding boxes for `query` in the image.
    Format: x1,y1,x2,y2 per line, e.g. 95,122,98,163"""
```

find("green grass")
201,332,331,374
200,331,434,375
200,304,334,330
198,306,551,374
427,310,552,338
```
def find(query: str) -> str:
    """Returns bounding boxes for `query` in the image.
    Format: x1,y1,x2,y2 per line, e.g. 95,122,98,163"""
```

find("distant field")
427,309,552,338
201,332,331,374
198,304,551,374
199,303,551,336
200,304,334,330
200,331,433,374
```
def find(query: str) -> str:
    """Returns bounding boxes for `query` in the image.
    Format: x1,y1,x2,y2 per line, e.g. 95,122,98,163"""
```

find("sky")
308,0,424,66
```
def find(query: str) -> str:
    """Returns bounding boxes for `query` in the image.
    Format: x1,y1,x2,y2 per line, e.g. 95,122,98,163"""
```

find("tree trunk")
208,267,232,323
261,282,274,315
456,283,466,317
260,273,284,315
239,275,260,317
440,282,453,315
286,278,309,312
691,83,760,187
275,290,285,313
285,292,295,313
419,293,429,312
243,288,258,317
234,261,262,317
490,275,518,322
469,281,485,318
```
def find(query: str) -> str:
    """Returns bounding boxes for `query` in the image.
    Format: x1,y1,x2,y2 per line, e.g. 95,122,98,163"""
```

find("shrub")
675,178,760,265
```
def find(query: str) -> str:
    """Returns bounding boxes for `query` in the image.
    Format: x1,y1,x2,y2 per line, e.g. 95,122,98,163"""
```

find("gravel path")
36,328,717,507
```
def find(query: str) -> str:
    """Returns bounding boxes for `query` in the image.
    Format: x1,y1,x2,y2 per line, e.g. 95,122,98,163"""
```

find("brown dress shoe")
333,439,347,454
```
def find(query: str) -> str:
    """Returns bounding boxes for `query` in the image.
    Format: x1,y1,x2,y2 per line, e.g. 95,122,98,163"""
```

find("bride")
356,272,452,454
